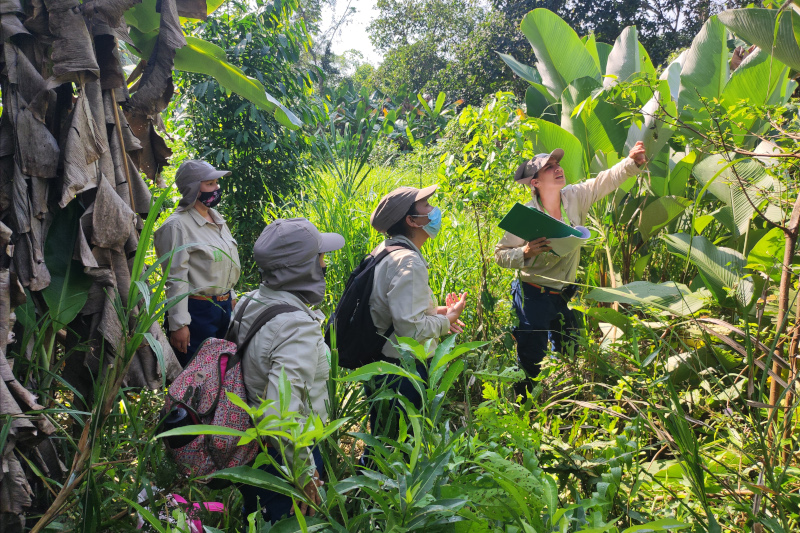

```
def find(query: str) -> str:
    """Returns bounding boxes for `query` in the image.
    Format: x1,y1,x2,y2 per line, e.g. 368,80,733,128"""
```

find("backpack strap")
371,242,413,343
227,303,301,370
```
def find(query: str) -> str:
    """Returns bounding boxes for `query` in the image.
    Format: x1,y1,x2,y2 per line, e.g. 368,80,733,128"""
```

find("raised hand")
629,140,646,166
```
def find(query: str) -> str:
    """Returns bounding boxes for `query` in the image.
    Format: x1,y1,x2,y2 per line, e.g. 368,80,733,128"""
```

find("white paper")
547,226,592,256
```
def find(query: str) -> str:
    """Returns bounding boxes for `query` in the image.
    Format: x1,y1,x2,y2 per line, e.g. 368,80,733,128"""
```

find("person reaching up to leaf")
495,141,647,398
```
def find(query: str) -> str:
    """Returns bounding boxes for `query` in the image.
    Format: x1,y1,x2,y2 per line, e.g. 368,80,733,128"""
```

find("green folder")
498,202,583,241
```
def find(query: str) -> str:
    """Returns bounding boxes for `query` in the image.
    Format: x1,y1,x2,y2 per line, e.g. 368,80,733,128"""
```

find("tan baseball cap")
513,149,565,185
254,218,344,271
370,185,437,233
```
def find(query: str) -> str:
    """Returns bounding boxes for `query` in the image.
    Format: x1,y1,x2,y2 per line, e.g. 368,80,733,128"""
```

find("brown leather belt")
525,282,561,295
189,293,231,302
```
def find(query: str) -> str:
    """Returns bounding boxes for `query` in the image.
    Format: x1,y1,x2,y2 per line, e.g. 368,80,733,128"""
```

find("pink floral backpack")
162,301,298,479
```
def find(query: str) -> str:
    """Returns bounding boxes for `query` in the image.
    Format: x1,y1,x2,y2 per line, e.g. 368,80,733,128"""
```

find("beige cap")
254,218,344,270
514,149,564,185
370,185,437,233
175,160,231,211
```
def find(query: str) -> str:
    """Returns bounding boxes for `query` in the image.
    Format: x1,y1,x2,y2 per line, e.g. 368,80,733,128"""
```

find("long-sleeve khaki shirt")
369,235,450,359
495,157,642,290
153,207,241,331
230,285,329,475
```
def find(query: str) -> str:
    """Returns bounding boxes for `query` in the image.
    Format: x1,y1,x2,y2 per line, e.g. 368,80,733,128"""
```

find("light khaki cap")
514,149,565,185
370,185,437,233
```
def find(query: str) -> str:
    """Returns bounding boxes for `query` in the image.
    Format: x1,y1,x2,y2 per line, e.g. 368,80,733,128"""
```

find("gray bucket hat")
370,185,437,233
513,149,564,185
175,160,231,211
254,218,344,305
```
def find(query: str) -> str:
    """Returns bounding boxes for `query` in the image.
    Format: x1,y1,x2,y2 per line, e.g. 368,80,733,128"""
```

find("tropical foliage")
2,2,800,533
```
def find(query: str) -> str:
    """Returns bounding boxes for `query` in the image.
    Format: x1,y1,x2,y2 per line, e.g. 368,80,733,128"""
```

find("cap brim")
514,161,529,183
415,184,437,202
548,148,564,162
319,232,345,253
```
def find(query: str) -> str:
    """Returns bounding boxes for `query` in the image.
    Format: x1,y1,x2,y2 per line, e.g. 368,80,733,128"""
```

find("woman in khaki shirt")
367,185,467,438
495,142,646,395
154,160,241,366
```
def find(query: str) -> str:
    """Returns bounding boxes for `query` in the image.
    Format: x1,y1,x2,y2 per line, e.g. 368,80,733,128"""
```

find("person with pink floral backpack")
228,218,344,523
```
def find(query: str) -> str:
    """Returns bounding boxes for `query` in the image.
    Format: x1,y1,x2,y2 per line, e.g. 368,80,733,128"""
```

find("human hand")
523,237,552,259
294,469,322,517
730,44,756,71
449,319,466,334
629,140,646,166
170,326,190,353
446,292,468,325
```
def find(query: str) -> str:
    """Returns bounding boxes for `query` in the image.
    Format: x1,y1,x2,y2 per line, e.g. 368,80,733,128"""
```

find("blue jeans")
511,280,579,380
240,447,324,523
166,297,232,367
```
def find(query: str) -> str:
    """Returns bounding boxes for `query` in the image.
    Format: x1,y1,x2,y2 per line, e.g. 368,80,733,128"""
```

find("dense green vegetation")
4,1,800,532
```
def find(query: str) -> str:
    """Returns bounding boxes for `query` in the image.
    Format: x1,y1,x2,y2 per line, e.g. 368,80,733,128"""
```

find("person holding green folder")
495,141,647,395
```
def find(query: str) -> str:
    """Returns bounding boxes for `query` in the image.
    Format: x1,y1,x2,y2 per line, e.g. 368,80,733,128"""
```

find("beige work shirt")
495,157,642,290
369,235,450,359
154,207,241,331
231,285,329,474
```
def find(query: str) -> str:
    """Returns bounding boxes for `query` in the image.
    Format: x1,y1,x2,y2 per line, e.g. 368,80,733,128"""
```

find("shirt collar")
385,234,427,267
187,207,224,227
256,284,320,322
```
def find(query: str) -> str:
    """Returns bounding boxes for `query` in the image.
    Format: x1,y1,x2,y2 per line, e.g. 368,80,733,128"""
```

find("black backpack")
325,243,412,369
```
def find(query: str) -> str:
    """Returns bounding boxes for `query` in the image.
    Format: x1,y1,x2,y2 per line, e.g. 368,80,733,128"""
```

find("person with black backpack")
359,185,467,439
228,218,344,523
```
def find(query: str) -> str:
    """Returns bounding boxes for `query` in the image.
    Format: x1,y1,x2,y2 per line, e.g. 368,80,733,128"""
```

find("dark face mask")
198,189,222,208
322,266,328,277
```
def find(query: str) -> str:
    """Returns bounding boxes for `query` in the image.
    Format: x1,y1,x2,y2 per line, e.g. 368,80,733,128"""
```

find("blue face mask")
412,206,443,238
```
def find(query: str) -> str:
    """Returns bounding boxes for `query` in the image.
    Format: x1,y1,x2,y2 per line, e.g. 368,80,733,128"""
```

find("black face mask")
322,266,328,277
198,189,222,208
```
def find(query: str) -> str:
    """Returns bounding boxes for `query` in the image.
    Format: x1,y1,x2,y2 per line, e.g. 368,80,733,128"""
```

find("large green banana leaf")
586,281,708,316
497,52,541,85
692,154,779,236
525,120,586,183
638,196,693,239
520,8,600,100
647,149,696,198
662,233,754,307
525,85,559,123
678,16,729,123
746,227,786,283
43,201,93,328
718,8,800,71
604,26,640,89
126,0,227,33
624,78,678,158
560,77,627,157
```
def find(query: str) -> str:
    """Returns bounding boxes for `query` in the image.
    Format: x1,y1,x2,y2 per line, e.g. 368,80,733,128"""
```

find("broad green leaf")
692,154,777,235
174,36,302,129
121,498,166,533
663,233,754,306
586,307,632,332
520,9,601,100
621,518,690,532
583,32,602,71
124,0,161,33
718,8,800,71
431,341,487,372
586,281,707,316
43,201,93,328
497,52,541,85
596,42,613,74
678,16,728,122
604,26,641,88
525,84,559,123
210,466,306,500
525,119,586,184
561,77,626,157
155,424,249,440
338,360,424,383
638,196,692,239
638,42,657,78
747,227,785,282
624,79,678,157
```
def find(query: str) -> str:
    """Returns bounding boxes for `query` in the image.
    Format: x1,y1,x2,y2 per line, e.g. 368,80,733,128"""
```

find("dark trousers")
240,447,324,523
166,297,232,367
511,280,579,382
366,362,428,441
